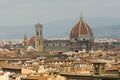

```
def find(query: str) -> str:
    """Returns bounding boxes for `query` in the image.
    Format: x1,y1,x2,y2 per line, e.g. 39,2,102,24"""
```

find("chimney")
93,61,106,75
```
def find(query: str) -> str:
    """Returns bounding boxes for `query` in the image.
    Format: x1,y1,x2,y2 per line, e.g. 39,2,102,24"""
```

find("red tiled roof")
23,76,49,80
2,66,22,70
29,36,35,44
44,39,70,43
105,67,119,71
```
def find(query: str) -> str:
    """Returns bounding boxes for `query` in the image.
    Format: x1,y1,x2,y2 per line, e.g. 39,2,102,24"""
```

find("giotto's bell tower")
35,22,43,52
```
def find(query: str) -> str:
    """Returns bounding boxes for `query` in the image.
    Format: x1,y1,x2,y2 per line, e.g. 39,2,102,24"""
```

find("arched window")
83,38,85,40
37,31,39,35
52,44,54,46
59,44,62,46
75,38,77,41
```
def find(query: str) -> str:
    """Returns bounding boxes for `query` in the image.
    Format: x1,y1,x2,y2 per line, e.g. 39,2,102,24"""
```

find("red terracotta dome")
70,14,94,51
29,36,35,44
70,15,94,41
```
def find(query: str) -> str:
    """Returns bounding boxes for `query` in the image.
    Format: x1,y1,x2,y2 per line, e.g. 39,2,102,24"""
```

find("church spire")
24,33,27,40
24,33,28,52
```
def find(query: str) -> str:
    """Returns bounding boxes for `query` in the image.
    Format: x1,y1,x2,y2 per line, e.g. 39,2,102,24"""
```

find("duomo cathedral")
23,14,94,53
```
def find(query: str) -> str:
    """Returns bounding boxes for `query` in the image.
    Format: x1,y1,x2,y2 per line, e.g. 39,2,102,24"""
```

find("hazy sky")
0,0,120,39
0,0,120,26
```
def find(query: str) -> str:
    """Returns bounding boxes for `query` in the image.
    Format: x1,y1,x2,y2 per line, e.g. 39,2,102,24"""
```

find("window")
59,44,62,46
46,44,48,46
66,44,69,46
75,38,77,41
83,38,85,40
52,44,54,46
37,31,39,35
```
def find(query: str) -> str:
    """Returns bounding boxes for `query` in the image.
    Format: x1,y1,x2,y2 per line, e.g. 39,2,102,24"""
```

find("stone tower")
35,22,43,52
23,33,28,52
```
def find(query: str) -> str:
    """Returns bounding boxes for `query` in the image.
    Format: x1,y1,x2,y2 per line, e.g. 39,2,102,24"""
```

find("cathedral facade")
70,14,94,51
24,15,94,53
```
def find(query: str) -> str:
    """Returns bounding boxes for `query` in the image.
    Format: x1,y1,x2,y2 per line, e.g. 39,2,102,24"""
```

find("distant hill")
93,25,120,38
43,18,120,39
0,17,120,39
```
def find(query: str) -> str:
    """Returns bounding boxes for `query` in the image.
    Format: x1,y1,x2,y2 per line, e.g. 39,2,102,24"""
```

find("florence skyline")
0,0,120,39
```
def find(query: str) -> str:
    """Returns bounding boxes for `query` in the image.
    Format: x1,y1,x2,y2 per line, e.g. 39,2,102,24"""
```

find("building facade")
70,14,94,51
24,15,94,52
43,39,70,52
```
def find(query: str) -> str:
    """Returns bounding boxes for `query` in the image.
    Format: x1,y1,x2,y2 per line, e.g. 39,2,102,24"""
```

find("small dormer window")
75,38,77,41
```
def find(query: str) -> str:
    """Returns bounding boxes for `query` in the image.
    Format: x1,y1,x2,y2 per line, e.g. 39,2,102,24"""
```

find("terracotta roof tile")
24,76,49,80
